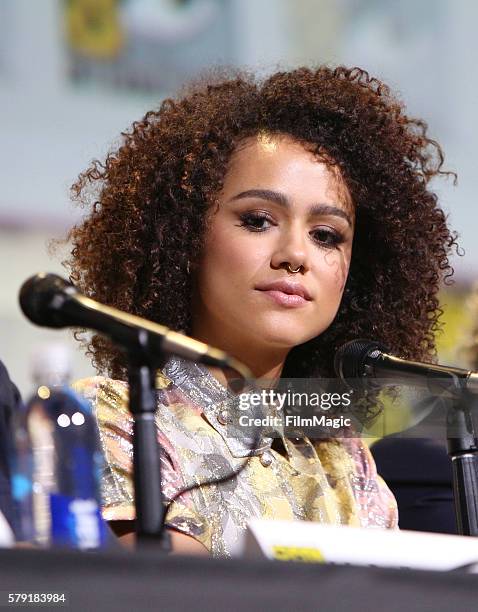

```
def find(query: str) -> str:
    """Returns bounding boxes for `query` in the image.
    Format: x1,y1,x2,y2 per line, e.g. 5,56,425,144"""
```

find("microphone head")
19,273,75,328
334,339,389,389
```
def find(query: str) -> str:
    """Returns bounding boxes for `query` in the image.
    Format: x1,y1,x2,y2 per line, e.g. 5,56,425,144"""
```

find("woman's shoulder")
72,377,132,435
73,370,173,399
73,376,128,406
72,371,178,425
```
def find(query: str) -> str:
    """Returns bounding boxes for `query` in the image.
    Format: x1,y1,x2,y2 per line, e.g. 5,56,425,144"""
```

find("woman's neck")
190,322,289,392
205,357,285,395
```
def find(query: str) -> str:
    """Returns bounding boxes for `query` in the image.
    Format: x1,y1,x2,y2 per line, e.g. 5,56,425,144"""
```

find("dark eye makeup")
236,211,345,249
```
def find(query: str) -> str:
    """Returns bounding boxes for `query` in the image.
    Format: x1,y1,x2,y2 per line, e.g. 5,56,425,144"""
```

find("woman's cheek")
320,250,350,293
338,258,350,293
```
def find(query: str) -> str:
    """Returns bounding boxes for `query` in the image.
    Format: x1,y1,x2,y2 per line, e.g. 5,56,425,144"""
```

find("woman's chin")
246,325,315,351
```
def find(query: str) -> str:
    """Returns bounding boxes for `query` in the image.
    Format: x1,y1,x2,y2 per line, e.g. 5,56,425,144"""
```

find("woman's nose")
270,225,311,273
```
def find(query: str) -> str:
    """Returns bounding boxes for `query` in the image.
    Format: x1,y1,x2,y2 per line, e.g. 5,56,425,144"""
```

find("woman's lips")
257,289,309,308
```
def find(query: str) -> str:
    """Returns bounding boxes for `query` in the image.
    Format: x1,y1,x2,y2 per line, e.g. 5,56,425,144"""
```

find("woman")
70,66,457,556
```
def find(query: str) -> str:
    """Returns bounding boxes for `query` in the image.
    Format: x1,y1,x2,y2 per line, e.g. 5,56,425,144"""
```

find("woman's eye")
238,214,344,248
311,227,343,248
238,212,273,232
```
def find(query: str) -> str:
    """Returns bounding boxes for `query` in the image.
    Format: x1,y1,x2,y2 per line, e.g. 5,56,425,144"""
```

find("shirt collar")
161,355,283,458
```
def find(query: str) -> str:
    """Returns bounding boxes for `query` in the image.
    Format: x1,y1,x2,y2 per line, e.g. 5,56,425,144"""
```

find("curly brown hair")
66,65,458,381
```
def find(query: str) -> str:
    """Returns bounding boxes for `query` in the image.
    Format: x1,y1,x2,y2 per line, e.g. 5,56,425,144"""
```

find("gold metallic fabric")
73,356,397,557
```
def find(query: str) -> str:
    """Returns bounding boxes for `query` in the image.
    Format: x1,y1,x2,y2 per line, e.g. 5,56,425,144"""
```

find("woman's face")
191,133,355,364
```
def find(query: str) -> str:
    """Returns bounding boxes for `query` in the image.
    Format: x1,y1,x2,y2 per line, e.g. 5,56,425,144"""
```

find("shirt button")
260,451,273,467
217,410,228,425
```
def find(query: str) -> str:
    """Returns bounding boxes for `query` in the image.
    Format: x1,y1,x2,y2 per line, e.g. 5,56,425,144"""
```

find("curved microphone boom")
19,273,251,380
334,339,478,396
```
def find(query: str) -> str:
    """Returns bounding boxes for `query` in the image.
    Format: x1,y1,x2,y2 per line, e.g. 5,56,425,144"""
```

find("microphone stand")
127,343,171,552
447,390,478,536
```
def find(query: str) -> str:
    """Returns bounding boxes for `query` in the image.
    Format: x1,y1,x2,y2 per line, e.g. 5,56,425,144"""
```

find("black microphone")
19,273,251,379
334,339,478,396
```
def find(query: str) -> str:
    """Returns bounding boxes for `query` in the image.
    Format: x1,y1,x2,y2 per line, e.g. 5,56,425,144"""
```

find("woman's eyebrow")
230,188,289,207
229,188,353,227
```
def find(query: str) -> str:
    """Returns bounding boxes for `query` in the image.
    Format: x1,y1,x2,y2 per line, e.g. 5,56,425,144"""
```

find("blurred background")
0,0,476,399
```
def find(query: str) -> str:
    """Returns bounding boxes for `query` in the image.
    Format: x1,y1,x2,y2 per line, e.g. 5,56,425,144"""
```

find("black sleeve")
0,360,21,529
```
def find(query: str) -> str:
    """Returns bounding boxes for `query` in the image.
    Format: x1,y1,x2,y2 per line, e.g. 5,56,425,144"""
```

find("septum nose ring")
286,264,302,274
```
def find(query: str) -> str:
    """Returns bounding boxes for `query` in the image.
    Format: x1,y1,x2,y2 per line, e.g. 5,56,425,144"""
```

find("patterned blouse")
74,356,398,557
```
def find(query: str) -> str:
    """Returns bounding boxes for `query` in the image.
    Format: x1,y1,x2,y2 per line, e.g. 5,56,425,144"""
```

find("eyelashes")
311,227,344,248
238,212,272,231
237,212,345,249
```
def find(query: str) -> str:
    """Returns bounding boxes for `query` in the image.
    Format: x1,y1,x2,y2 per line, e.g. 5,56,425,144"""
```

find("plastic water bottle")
26,343,106,549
